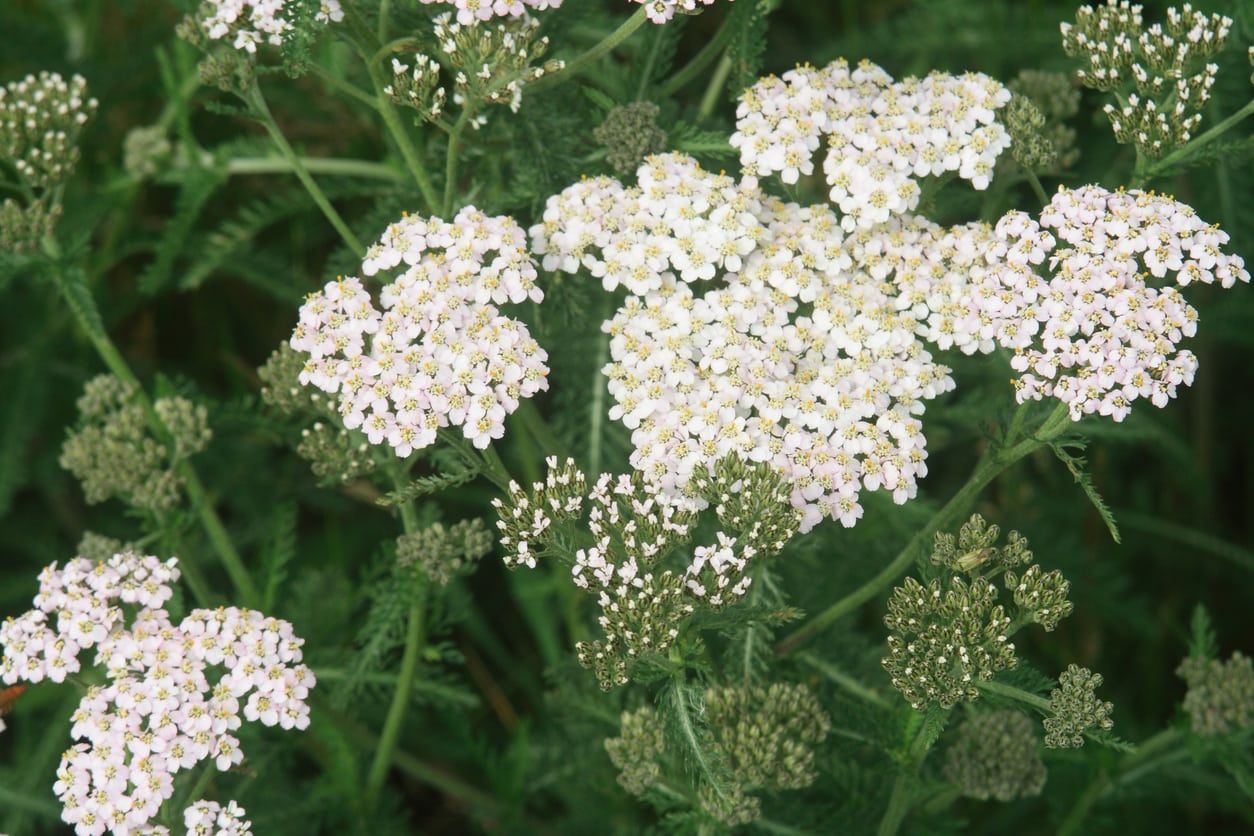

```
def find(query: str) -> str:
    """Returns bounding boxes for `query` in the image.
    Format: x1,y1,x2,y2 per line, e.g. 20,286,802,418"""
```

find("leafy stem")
363,471,428,809
775,402,1072,658
1135,97,1254,187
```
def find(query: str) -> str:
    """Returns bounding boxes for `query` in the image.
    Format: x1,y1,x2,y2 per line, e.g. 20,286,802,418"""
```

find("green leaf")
725,0,773,101
139,165,227,295
1188,604,1218,661
1049,438,1122,544
376,467,480,508
52,266,106,341
261,501,299,612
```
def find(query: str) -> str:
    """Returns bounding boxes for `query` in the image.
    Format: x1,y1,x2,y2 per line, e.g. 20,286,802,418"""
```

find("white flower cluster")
200,0,344,53
185,799,251,835
417,0,563,26
0,71,97,188
494,456,587,569
974,186,1250,420
731,59,1011,230
632,0,720,24
531,155,763,295
291,207,549,454
0,552,314,836
535,154,956,532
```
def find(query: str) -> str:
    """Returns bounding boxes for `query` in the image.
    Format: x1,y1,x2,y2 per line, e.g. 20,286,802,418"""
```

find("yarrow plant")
0,552,313,835
3,0,1254,834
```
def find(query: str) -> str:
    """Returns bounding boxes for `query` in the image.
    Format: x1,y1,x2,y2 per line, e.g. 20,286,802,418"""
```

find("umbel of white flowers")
0,552,315,836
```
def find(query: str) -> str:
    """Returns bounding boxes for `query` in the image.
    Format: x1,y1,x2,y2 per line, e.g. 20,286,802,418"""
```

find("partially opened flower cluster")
972,185,1249,420
0,552,314,835
291,207,549,453
731,59,1011,230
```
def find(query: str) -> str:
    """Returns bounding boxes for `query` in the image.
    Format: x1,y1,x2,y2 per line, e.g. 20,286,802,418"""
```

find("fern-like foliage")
1050,438,1122,544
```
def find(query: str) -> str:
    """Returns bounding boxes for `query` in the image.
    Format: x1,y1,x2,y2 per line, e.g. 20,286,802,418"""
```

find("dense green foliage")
1,1,1253,834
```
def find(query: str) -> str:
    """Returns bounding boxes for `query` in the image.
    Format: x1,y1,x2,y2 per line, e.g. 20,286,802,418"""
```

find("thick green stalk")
246,85,365,257
526,7,650,94
775,403,1071,657
364,60,442,214
443,110,472,217
659,12,736,96
696,54,734,123
363,477,427,808
973,679,1052,713
1025,169,1049,205
877,722,938,836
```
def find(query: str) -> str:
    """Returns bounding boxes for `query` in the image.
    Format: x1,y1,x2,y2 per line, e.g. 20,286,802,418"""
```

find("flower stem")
972,678,1052,713
443,110,472,217
365,60,442,215
526,7,650,95
659,11,736,96
1025,169,1049,206
225,156,404,181
364,475,427,809
696,53,733,123
245,85,365,257
1138,97,1254,185
775,402,1070,658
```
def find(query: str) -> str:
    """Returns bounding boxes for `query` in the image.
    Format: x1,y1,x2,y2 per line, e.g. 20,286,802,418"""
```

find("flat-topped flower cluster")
0,552,314,836
197,0,344,53
291,207,549,454
973,186,1249,420
731,58,1011,230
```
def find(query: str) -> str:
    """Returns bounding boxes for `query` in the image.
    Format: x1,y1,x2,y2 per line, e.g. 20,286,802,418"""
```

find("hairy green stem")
1137,97,1254,185
972,678,1052,713
364,476,427,809
362,55,442,214
877,723,937,836
443,110,472,217
775,403,1071,657
246,85,365,256
526,7,650,94
1025,169,1049,206
226,156,404,181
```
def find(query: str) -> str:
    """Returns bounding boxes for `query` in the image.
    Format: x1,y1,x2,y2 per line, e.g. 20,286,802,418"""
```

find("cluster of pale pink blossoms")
199,0,344,53
291,207,550,454
0,552,313,836
731,59,1012,230
415,0,717,26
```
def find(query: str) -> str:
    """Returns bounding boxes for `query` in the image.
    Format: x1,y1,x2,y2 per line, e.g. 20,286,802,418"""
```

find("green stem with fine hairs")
363,474,428,809
775,402,1072,658
245,84,365,257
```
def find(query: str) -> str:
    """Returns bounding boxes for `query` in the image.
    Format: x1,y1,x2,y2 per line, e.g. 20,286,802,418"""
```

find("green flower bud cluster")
884,515,1074,710
1044,664,1114,748
1008,68,1080,171
1177,651,1254,737
396,518,493,586
577,571,694,691
688,454,803,565
0,72,97,251
493,456,588,570
704,682,831,794
123,125,173,181
605,683,830,826
943,710,1047,802
259,345,375,486
605,706,666,796
593,102,669,176
59,375,212,512
1062,2,1232,158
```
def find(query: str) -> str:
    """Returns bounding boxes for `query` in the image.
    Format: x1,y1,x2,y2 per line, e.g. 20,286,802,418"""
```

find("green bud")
605,706,665,797
943,710,1047,801
396,518,493,586
594,102,669,176
1044,664,1114,748
1178,651,1254,737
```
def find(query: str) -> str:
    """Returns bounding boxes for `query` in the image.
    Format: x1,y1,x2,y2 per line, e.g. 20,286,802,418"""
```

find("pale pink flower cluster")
200,0,344,53
632,0,720,24
530,155,763,295
291,207,550,453
416,0,563,26
974,186,1250,420
535,154,955,531
184,799,251,835
0,552,313,836
731,59,1011,230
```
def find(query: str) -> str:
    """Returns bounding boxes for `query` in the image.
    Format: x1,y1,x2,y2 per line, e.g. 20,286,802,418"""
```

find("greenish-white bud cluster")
604,706,666,796
884,515,1074,710
1004,70,1081,172
1044,664,1114,748
396,518,493,586
593,102,669,175
943,710,1047,801
605,682,830,826
59,375,211,511
1062,2,1231,158
0,71,97,251
1177,651,1254,737
74,532,136,564
122,125,174,181
259,344,376,486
